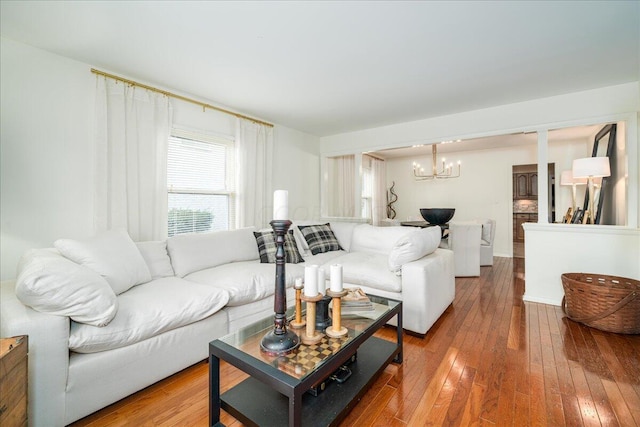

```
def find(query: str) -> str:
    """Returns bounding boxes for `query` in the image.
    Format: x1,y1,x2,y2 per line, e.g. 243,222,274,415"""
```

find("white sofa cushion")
15,249,118,327
388,226,441,274
328,222,361,252
328,252,402,293
302,250,347,267
184,260,305,306
350,224,416,256
167,227,258,277
54,229,151,295
136,241,175,279
69,277,229,353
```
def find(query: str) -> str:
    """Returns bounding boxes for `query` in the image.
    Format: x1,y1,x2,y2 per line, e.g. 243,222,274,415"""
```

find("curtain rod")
91,68,274,128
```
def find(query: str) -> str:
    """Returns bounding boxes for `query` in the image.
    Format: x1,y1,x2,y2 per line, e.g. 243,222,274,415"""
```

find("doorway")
512,163,555,258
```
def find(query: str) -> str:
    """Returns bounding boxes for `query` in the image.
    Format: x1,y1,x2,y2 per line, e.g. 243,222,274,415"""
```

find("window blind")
167,131,235,236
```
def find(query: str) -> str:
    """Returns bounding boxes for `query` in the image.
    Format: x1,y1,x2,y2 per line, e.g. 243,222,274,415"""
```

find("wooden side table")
0,336,28,427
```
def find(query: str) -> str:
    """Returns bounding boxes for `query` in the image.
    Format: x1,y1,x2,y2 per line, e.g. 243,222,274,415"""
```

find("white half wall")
0,37,320,280
523,223,640,305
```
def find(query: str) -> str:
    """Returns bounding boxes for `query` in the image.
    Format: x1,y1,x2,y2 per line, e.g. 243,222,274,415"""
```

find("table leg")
209,353,225,427
289,390,303,427
394,309,403,364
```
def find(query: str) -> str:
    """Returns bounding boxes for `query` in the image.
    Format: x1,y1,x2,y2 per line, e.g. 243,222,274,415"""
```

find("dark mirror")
582,123,616,224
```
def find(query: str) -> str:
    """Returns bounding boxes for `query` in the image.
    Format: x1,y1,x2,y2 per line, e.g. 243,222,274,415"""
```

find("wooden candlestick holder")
289,283,306,329
260,220,300,355
300,293,324,345
326,289,348,338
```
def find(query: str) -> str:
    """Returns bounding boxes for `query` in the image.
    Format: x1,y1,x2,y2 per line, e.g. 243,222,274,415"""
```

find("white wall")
1,38,96,280
0,38,320,280
319,82,640,303
384,137,589,257
273,125,320,220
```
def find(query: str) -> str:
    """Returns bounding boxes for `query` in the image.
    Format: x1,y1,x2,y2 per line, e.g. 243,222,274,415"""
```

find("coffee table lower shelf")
221,337,397,427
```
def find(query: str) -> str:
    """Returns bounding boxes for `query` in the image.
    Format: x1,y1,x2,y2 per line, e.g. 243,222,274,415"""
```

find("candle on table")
304,265,318,297
330,264,343,292
273,190,288,221
317,267,326,294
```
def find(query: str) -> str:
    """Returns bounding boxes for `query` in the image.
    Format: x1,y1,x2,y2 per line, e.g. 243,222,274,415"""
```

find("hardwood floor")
71,257,640,426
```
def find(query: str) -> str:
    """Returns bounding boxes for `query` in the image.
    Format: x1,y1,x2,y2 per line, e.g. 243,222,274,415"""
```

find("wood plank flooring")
71,257,640,426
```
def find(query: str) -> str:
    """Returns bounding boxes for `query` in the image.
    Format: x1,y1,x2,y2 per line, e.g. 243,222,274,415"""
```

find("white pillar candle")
330,264,343,292
273,190,288,220
294,277,303,289
317,267,326,294
304,265,318,296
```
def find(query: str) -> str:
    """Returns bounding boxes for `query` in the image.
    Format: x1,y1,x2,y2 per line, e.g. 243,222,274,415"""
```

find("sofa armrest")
1,281,70,427
400,248,455,335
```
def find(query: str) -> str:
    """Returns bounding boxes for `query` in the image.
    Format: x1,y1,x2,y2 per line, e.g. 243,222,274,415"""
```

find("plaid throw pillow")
297,223,343,255
253,231,304,264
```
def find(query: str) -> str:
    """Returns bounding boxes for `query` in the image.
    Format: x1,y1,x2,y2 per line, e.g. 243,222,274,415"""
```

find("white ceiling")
369,124,604,159
1,1,638,137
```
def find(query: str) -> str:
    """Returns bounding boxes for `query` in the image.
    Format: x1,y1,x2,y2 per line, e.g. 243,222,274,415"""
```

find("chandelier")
413,144,461,180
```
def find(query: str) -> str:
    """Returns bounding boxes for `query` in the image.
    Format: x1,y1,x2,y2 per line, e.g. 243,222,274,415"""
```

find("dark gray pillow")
253,230,304,264
297,223,343,255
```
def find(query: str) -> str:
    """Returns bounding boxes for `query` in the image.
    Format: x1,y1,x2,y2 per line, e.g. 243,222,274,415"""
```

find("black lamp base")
260,329,300,356
315,295,332,330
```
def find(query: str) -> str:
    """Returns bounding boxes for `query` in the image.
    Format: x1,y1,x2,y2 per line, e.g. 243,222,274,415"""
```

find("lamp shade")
560,169,587,186
572,157,611,179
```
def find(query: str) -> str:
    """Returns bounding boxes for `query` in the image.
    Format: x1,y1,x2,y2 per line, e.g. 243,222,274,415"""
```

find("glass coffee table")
209,294,402,427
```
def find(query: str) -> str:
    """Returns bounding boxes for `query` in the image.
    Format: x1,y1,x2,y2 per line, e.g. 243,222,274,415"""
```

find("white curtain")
95,77,172,241
235,118,274,229
327,155,356,217
371,157,388,226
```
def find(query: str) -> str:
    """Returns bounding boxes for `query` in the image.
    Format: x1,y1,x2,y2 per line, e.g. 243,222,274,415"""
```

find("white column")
537,130,549,224
627,113,639,228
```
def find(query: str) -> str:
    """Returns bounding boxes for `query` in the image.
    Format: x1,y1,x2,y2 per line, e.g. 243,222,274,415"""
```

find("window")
167,129,235,237
361,161,373,220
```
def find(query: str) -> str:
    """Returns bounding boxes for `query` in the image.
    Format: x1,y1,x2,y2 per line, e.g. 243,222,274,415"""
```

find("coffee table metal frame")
209,295,402,427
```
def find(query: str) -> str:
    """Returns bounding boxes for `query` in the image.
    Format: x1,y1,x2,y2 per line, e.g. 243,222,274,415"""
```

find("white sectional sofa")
0,221,454,426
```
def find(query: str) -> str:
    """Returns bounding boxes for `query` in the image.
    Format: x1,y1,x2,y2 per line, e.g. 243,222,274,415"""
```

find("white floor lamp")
560,170,587,219
572,157,611,224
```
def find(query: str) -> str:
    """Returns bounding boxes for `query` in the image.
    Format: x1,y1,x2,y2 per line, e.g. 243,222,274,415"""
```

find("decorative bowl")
419,208,455,225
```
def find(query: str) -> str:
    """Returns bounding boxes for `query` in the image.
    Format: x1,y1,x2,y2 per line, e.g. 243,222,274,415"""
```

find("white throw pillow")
15,249,118,326
388,226,441,274
167,227,258,277
55,229,152,295
136,241,175,279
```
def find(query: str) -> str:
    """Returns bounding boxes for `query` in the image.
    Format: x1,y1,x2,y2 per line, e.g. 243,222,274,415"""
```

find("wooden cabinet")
0,336,28,427
528,173,538,198
513,172,538,199
514,213,538,242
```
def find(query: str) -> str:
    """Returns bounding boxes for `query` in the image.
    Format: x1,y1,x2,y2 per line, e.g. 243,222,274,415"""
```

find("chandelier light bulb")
413,144,462,180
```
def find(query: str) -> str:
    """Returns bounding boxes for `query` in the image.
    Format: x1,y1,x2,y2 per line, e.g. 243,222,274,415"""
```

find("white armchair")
475,219,496,266
439,222,482,277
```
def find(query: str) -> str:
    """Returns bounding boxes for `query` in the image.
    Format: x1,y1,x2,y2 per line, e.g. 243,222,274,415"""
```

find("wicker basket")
561,273,640,334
